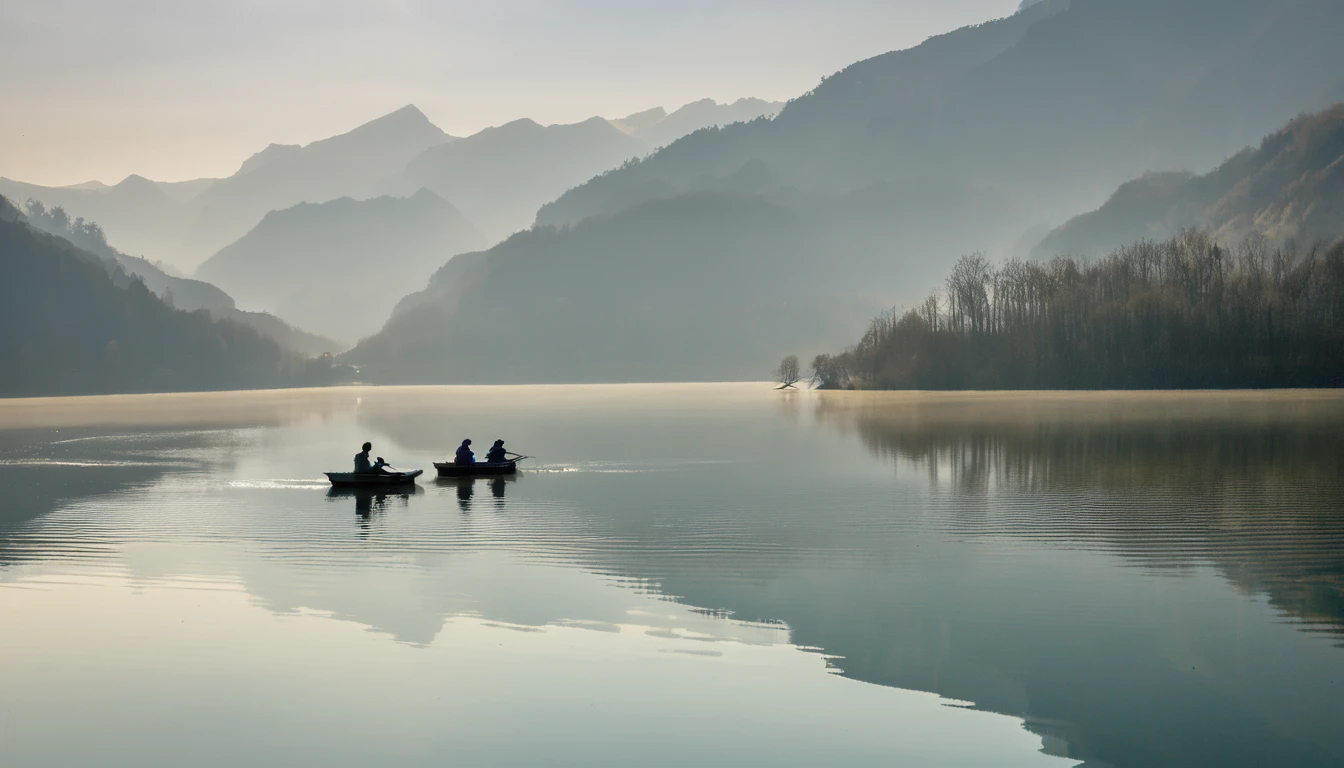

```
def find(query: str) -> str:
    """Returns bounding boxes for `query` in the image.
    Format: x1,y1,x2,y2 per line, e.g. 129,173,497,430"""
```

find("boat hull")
434,460,519,477
324,469,423,487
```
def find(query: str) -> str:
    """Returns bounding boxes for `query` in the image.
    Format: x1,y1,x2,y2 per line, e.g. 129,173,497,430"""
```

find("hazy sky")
1,1,1020,186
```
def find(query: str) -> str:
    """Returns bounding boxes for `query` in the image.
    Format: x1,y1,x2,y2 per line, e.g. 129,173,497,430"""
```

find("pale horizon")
0,0,1020,186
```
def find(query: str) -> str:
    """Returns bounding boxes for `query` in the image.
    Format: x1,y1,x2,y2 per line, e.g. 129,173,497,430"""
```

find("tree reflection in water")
812,392,1344,642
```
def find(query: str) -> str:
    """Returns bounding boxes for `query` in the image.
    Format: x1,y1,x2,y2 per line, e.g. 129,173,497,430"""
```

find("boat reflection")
325,485,422,533
5,388,1342,768
436,475,515,512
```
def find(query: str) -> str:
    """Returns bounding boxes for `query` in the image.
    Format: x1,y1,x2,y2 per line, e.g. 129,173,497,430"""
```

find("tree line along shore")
806,232,1344,390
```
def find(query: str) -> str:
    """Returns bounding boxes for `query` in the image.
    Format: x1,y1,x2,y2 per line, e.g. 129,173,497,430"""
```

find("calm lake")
1,384,1341,767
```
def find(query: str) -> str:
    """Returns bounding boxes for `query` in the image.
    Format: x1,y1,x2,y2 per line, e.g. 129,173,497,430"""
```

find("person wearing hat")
454,439,475,465
486,439,509,464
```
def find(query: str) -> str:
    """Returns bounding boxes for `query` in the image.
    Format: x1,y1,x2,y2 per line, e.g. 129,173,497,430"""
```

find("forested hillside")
813,232,1344,390
0,196,342,396
0,194,24,223
0,174,184,269
23,199,234,312
21,200,340,356
1036,103,1344,257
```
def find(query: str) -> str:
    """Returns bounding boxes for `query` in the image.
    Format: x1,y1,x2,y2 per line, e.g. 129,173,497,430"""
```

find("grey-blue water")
1,385,1341,767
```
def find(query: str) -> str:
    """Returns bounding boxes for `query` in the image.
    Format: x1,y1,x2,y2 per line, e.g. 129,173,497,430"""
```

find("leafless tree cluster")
813,232,1344,390
775,354,801,389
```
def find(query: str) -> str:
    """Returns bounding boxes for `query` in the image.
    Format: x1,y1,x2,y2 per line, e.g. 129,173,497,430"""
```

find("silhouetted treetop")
818,232,1344,391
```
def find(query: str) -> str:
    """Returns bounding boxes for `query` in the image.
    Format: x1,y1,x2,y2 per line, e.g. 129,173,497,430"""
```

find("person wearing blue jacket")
455,439,475,465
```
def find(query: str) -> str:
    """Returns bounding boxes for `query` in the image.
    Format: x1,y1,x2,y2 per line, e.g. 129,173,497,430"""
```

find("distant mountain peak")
407,186,448,205
468,118,546,142
611,107,669,137
389,103,427,118
619,106,667,122
232,106,449,178
500,117,543,130
730,97,773,108
112,174,173,202
576,115,619,130
347,104,445,139
370,104,430,125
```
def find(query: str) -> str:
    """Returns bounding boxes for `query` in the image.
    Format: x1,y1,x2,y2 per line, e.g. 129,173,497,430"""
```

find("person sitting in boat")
486,439,509,464
455,439,475,465
355,442,390,474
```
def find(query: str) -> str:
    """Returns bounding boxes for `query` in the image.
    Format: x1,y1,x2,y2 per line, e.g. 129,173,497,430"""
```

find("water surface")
1,385,1341,767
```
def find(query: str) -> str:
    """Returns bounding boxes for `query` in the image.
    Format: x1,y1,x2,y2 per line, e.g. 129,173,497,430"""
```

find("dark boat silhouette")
433,457,527,477
324,469,423,487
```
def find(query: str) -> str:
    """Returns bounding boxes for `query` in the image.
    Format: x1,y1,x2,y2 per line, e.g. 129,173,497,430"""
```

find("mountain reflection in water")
0,386,1341,768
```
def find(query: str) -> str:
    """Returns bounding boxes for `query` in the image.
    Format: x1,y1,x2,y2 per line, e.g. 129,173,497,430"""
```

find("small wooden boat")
434,458,524,477
324,469,423,488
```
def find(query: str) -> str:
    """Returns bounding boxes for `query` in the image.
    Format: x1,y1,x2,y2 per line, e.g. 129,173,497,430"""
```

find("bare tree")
815,233,1344,390
775,354,801,389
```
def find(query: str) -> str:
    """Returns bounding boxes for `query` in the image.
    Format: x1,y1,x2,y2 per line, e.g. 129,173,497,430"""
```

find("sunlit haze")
4,1,1344,765
0,0,1019,185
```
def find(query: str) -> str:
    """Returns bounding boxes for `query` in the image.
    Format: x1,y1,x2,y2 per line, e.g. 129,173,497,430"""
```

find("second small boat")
434,458,525,477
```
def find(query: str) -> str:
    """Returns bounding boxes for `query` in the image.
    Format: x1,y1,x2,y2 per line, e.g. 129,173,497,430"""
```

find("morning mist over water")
2,387,1342,767
2,1,1343,766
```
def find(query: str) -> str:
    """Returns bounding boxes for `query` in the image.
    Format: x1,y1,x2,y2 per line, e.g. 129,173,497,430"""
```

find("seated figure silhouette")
486,439,509,463
354,441,390,474
455,439,475,465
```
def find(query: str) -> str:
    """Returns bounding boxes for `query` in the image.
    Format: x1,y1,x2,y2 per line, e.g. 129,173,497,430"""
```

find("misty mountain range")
0,98,782,274
196,189,483,345
380,117,647,247
3,0,1343,392
380,98,785,246
347,0,1344,383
